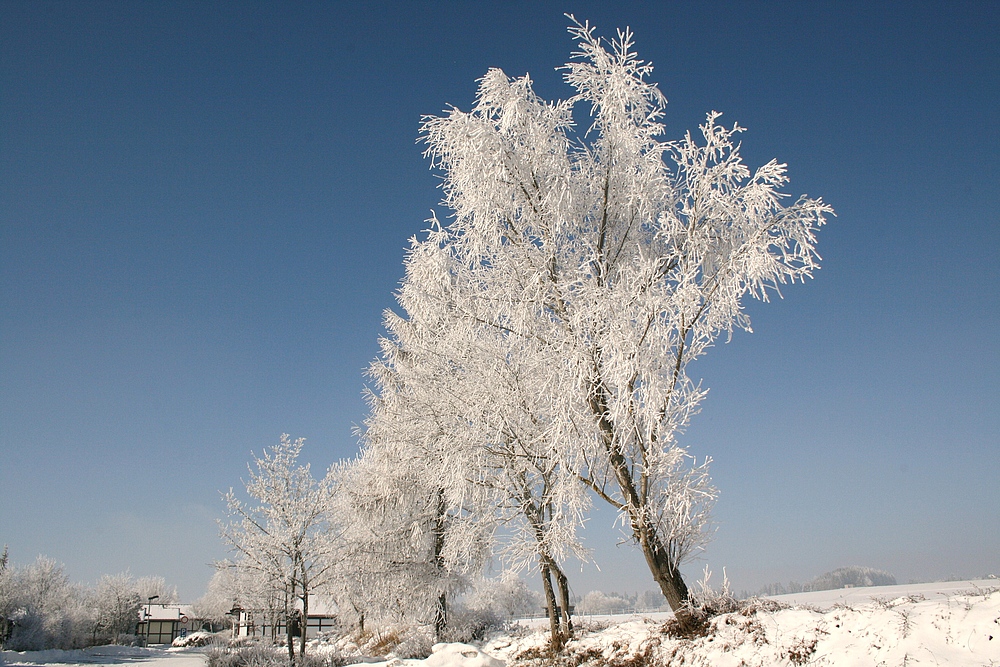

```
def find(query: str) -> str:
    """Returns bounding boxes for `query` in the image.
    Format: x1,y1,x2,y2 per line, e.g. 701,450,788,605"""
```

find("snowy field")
4,580,998,667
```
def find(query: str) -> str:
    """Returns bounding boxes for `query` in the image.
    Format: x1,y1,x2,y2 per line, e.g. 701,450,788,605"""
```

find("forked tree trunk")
539,563,563,652
554,564,573,638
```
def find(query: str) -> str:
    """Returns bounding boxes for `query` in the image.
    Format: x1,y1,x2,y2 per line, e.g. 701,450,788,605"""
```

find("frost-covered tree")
0,546,12,647
134,576,177,605
366,233,587,647
0,555,92,650
192,568,238,627
92,572,142,644
333,428,490,640
576,590,632,615
460,573,541,623
221,435,337,660
412,18,831,627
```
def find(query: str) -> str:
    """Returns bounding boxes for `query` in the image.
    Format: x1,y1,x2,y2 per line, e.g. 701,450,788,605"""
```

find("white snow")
0,646,206,667
4,581,997,667
360,644,504,667
483,580,1000,667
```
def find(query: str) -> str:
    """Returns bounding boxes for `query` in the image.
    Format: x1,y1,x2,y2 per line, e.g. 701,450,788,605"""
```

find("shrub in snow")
387,627,437,660
206,642,289,667
172,631,220,647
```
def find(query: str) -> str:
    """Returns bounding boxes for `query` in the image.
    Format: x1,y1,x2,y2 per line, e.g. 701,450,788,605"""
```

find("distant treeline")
748,566,897,598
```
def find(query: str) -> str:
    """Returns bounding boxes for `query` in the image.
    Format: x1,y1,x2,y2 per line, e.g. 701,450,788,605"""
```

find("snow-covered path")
1,647,206,667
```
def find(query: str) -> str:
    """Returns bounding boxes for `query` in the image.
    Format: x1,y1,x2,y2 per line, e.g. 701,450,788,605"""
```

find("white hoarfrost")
219,434,337,658
368,15,833,628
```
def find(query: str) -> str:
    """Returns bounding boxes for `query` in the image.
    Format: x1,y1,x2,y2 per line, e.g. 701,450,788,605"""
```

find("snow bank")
483,583,1000,666
352,643,502,667
0,645,158,665
768,578,999,608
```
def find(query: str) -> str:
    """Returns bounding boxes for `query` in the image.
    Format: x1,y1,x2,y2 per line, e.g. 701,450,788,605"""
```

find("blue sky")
1,1,997,602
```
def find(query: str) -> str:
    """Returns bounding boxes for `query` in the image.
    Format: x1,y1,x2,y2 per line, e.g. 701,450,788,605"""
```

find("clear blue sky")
2,1,997,602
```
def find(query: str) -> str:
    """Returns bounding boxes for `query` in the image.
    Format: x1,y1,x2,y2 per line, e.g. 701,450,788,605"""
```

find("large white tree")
410,18,831,627
220,435,336,660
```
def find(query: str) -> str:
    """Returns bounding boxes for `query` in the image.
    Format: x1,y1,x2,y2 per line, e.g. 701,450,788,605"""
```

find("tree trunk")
432,487,448,641
285,581,295,666
553,563,573,638
539,563,563,652
634,521,692,616
352,602,365,634
434,593,448,642
589,377,695,628
299,567,309,659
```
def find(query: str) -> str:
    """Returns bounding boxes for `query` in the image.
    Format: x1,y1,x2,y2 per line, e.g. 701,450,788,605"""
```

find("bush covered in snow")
172,630,222,647
206,641,305,667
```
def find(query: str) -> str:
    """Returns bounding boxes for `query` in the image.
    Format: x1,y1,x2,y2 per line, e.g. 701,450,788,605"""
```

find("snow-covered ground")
5,580,998,667
0,646,206,667
484,579,1000,667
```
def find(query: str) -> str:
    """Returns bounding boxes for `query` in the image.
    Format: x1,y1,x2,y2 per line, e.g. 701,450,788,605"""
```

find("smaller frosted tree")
221,435,336,660
364,231,587,647
0,546,13,647
333,434,490,639
92,573,142,644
